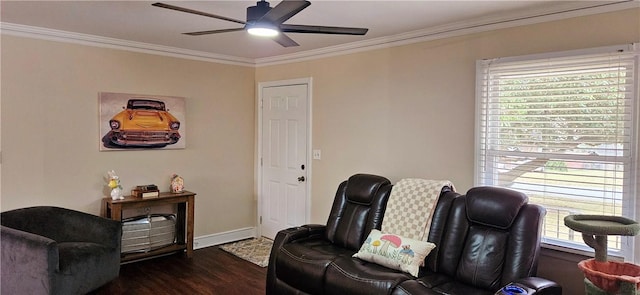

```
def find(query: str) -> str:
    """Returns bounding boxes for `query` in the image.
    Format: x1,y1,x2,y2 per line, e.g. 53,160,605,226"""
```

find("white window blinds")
475,44,638,260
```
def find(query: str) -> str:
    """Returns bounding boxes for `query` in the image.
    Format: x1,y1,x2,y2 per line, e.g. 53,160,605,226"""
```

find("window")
475,44,638,261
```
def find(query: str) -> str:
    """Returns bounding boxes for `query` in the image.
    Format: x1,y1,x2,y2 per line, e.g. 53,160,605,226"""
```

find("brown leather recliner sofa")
266,174,562,295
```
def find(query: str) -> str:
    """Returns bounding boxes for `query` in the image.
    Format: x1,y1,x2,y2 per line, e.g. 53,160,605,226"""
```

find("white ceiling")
1,1,636,64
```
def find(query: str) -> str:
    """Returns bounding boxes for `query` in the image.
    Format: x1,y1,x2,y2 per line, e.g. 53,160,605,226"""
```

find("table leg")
186,195,195,258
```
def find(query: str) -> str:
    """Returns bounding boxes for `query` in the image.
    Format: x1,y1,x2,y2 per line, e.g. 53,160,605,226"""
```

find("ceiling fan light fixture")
247,25,279,37
247,27,279,37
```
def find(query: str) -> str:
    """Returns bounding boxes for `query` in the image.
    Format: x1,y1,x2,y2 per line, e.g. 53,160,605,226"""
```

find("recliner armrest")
266,225,327,294
508,277,562,295
271,224,327,248
300,224,327,239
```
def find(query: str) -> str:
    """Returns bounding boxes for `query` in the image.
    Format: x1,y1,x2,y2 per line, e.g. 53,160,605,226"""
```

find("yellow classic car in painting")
105,99,181,148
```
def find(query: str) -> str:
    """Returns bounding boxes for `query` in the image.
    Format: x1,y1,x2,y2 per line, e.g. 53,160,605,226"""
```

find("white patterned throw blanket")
381,179,455,241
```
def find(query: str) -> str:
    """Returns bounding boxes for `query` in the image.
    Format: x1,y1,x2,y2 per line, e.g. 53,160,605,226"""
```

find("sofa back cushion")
422,187,460,272
325,174,392,250
466,186,528,229
434,186,546,291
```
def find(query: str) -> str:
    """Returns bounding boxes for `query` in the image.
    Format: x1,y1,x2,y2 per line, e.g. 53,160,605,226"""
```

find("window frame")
474,44,639,262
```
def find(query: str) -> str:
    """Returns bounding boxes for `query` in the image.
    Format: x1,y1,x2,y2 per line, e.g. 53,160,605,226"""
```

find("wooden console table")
101,191,195,262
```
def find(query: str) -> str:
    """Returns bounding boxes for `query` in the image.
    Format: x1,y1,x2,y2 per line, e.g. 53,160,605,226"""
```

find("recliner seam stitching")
279,247,332,264
329,262,402,284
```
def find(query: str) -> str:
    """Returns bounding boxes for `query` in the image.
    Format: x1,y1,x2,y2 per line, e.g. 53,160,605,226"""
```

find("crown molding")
0,22,256,67
1,1,637,68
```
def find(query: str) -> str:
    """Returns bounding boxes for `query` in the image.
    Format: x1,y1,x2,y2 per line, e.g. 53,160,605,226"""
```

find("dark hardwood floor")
91,246,267,295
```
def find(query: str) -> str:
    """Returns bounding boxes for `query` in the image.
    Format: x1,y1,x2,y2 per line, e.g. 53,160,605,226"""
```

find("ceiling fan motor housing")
247,1,272,22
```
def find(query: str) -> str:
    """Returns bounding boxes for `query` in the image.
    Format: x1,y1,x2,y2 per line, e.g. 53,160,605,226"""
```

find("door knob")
298,176,306,182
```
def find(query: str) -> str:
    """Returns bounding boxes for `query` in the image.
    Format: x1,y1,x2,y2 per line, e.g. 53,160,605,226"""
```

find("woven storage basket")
578,259,640,294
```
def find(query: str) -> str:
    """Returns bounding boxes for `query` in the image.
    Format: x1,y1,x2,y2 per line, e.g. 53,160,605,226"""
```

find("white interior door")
259,80,310,239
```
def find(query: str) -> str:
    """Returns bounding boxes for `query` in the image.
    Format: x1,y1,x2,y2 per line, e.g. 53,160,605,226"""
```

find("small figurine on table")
171,174,184,193
107,170,124,200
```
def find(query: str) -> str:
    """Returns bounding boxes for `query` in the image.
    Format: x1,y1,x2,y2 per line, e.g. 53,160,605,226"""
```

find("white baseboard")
194,227,257,250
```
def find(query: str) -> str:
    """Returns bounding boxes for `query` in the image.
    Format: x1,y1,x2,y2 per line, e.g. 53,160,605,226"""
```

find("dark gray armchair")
1,206,122,295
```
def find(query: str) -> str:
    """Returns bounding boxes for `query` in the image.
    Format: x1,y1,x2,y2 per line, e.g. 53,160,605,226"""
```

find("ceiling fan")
152,0,368,47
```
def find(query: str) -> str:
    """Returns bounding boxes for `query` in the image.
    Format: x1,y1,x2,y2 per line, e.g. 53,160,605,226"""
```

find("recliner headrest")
345,174,391,205
466,186,528,229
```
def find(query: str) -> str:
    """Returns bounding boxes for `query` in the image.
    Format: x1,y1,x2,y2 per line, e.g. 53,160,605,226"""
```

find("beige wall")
255,8,639,295
257,8,640,225
0,35,256,236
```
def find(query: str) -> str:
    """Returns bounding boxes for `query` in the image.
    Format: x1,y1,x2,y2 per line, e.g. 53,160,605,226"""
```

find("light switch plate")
312,149,321,160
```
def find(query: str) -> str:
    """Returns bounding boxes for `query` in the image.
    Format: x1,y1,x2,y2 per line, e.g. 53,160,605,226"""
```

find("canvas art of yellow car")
105,98,181,148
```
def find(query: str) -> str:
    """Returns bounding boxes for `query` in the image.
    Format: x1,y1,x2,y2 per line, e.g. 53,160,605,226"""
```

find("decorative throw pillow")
353,229,436,277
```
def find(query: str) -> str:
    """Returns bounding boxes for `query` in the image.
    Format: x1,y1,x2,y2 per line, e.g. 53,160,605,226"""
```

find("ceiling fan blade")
260,0,311,24
273,33,299,47
280,24,368,35
280,24,369,35
152,2,246,25
184,28,245,36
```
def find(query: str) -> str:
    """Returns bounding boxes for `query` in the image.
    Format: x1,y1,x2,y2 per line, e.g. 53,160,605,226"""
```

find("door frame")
256,77,312,238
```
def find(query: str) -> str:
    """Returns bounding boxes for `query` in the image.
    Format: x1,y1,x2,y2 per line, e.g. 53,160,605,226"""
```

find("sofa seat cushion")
414,272,452,289
325,256,413,295
430,281,495,295
276,239,355,294
56,242,120,294
391,280,444,295
392,275,494,295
